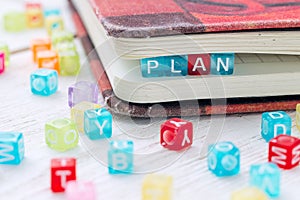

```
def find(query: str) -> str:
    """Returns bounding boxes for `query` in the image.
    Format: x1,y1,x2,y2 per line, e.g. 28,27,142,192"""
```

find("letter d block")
51,158,76,192
0,132,24,165
261,111,291,142
142,174,173,200
45,119,78,152
210,53,234,75
108,140,133,174
160,118,193,151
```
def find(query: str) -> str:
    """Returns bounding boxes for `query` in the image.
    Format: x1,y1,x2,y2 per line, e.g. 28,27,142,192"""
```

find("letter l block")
0,132,24,165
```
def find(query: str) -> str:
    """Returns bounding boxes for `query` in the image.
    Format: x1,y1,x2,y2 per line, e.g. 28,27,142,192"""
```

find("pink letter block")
65,181,96,200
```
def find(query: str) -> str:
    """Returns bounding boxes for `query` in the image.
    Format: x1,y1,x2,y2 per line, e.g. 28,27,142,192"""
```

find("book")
69,0,300,117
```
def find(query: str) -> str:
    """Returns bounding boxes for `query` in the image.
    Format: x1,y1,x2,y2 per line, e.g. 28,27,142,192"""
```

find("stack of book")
70,0,300,117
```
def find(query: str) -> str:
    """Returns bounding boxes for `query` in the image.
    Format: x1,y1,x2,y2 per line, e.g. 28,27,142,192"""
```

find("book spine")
140,53,234,77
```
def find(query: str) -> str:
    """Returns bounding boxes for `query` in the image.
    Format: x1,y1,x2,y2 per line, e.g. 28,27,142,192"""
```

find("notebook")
69,0,300,117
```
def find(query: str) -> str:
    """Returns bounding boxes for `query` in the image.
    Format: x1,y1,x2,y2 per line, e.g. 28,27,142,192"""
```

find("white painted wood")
0,1,300,199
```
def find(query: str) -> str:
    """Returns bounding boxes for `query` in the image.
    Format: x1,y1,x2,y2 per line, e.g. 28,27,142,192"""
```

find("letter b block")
0,132,24,165
210,53,234,75
108,140,133,174
250,163,280,198
45,119,78,152
261,111,291,142
142,174,173,200
268,134,300,169
160,118,193,151
207,141,240,177
51,158,76,192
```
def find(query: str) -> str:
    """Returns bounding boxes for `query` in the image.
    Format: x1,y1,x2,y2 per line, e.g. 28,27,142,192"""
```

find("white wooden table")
1,0,300,199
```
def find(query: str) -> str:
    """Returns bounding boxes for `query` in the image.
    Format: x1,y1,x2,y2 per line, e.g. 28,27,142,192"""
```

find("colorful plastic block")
54,42,77,52
0,42,10,66
31,38,51,62
71,101,101,133
0,132,24,165
250,163,280,198
142,174,173,200
65,181,96,200
269,134,300,169
25,3,44,28
45,118,78,152
0,52,4,74
207,141,240,177
231,187,268,200
51,31,74,46
160,118,193,151
51,158,76,192
30,69,58,96
58,50,80,76
3,12,26,32
44,9,61,17
261,111,291,142
37,50,59,72
84,108,112,140
210,53,234,75
296,104,300,131
108,140,133,174
45,15,64,35
68,81,98,107
140,55,188,77
187,54,210,75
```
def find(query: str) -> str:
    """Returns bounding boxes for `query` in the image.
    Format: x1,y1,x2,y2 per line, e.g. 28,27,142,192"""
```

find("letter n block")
261,111,291,142
51,158,76,192
210,53,234,75
142,174,173,200
0,132,24,165
268,134,300,169
108,140,133,174
160,118,193,151
187,54,210,75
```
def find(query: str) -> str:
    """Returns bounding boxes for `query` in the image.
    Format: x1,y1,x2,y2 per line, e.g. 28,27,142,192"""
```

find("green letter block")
59,50,80,76
3,12,26,32
0,43,10,66
51,31,74,46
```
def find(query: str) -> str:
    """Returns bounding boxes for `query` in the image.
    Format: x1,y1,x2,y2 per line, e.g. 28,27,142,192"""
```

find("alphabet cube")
250,163,280,198
142,174,173,200
45,118,78,152
261,111,291,142
51,31,74,46
0,132,24,165
65,181,96,200
71,101,101,133
30,69,58,96
54,42,77,52
187,54,210,75
3,12,26,32
45,15,64,35
68,81,98,107
0,52,4,74
210,53,234,75
268,134,300,169
44,9,61,17
0,43,10,66
31,38,51,63
84,108,112,140
58,50,80,76
296,104,300,131
108,140,133,174
25,3,44,28
207,141,240,177
37,50,59,72
51,158,76,192
140,55,188,77
160,118,193,151
231,187,268,200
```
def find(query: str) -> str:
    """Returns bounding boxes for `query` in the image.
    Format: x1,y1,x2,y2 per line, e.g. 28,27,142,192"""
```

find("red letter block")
269,134,300,170
51,158,76,192
160,118,193,151
187,54,210,75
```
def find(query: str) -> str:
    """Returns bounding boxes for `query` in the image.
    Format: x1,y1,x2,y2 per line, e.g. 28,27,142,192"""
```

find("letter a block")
108,140,133,174
210,53,234,75
0,132,24,165
231,187,268,200
268,134,300,170
207,141,240,177
45,118,78,152
187,54,210,75
84,108,112,140
160,118,193,151
261,111,291,142
51,158,76,192
142,174,173,200
65,181,96,200
296,104,300,131
250,163,280,198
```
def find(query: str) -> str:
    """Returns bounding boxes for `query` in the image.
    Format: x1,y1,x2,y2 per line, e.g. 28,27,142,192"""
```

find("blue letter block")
210,53,234,75
207,141,240,177
84,108,112,140
250,163,280,198
140,55,187,77
261,111,291,142
0,132,24,165
108,140,133,174
30,69,58,96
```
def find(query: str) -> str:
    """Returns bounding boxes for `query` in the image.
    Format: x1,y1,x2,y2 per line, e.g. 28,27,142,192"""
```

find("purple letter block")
68,81,98,107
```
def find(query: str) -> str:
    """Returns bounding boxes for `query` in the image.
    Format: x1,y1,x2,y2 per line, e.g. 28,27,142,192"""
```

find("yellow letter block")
142,174,173,200
231,187,268,200
296,104,300,131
